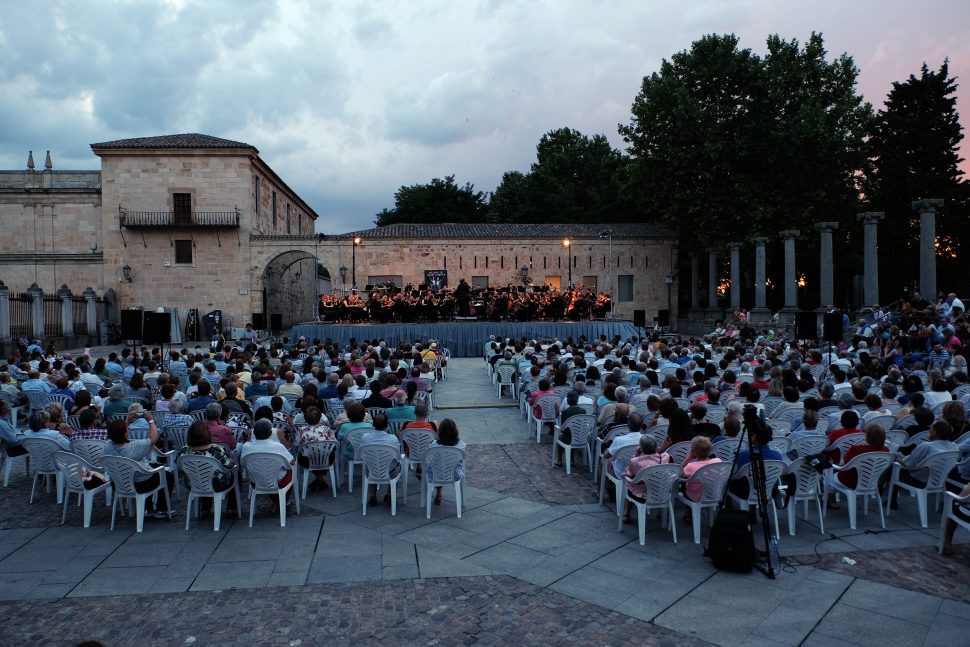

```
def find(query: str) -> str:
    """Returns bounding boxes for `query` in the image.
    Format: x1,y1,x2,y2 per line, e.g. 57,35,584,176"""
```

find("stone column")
0,281,10,346
728,242,741,309
750,237,770,323
857,212,883,306
706,247,721,319
690,253,700,312
103,288,118,324
83,287,97,340
815,223,839,309
779,230,800,320
58,284,73,338
913,199,943,299
27,283,44,340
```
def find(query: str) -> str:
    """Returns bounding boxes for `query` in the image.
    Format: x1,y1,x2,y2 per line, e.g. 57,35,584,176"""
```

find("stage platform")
291,320,639,357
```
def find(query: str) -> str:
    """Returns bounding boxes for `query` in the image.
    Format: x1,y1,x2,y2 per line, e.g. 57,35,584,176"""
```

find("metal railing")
120,207,240,228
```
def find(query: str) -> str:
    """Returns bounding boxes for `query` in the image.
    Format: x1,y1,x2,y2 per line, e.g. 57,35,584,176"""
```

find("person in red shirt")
825,410,863,463
837,422,889,488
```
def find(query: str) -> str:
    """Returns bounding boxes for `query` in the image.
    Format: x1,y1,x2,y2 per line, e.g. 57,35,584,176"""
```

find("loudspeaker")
142,311,172,345
657,309,671,327
251,313,266,330
823,312,844,343
633,309,646,328
795,312,817,340
120,309,144,340
270,313,283,332
201,309,222,339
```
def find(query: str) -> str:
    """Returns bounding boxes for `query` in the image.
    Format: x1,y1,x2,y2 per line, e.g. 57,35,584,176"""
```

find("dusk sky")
1,1,968,234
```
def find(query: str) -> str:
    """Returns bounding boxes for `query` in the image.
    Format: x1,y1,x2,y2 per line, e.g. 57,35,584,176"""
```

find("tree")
375,175,488,226
864,61,968,297
489,171,533,223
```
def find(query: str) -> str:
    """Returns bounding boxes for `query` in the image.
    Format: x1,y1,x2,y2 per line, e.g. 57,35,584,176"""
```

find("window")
272,191,277,227
174,240,193,265
583,275,598,292
286,204,291,234
297,213,302,235
618,274,634,302
173,193,191,225
254,177,260,214
544,276,561,290
471,276,489,290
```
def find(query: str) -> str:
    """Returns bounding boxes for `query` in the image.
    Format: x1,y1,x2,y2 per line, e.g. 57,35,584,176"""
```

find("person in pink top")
680,436,721,501
527,378,557,420
622,434,671,523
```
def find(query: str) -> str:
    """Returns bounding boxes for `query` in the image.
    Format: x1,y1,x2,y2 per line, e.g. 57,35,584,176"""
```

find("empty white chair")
297,440,339,499
784,457,825,536
242,452,299,527
21,437,64,504
886,450,960,528
178,453,242,531
102,455,172,532
600,442,638,512
359,443,403,516
825,452,893,530
624,463,681,544
676,462,733,544
55,451,110,528
938,490,970,554
424,445,466,519
552,414,595,474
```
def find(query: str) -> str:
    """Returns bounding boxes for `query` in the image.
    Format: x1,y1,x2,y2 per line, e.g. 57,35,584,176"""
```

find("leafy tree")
489,171,533,223
375,175,488,226
864,61,968,297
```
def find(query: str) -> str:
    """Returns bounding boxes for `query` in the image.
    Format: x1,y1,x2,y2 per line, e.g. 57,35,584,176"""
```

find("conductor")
455,278,471,317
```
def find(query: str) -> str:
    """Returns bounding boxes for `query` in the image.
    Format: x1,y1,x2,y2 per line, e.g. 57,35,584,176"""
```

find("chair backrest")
767,438,790,456
25,391,49,410
424,445,466,485
105,413,128,425
915,450,961,490
828,432,867,455
366,407,387,420
932,401,951,417
55,451,95,492
893,414,916,430
866,415,896,432
164,425,190,452
189,410,207,423
536,394,559,420
401,428,436,462
786,456,823,496
884,429,909,450
767,419,791,437
561,414,596,447
22,437,62,472
774,406,804,423
817,406,840,419
102,455,151,495
552,385,572,399
241,452,290,490
298,440,338,469
759,459,787,491
955,430,970,446
609,443,638,476
666,440,692,464
66,415,83,432
71,439,107,467
630,463,681,506
905,430,930,447
673,398,690,411
496,365,516,383
229,423,250,445
688,462,733,503
649,423,669,446
46,393,73,409
713,438,741,461
761,396,784,415
177,453,227,495
344,427,374,456
358,443,401,481
705,407,726,425
790,435,829,458
841,452,893,492
952,384,970,399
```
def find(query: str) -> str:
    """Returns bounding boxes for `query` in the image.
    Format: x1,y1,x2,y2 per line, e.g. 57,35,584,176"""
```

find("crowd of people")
0,335,463,520
483,317,970,550
318,280,612,323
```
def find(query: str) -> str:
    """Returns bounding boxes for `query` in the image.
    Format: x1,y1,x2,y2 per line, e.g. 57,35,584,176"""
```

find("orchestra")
318,283,612,323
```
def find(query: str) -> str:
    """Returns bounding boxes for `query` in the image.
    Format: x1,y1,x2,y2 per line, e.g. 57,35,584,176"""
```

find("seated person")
688,402,720,439
425,418,466,506
103,415,175,517
385,390,416,422
940,481,970,555
204,402,237,451
728,420,783,500
180,420,238,515
621,434,670,523
362,381,392,409
240,419,295,490
0,400,27,457
360,412,402,506
680,436,721,502
72,408,109,441
825,410,863,463
837,422,889,488
891,419,960,508
789,409,823,441
25,409,72,449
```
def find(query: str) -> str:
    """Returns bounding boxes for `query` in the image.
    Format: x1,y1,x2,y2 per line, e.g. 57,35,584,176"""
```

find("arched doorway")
261,251,332,329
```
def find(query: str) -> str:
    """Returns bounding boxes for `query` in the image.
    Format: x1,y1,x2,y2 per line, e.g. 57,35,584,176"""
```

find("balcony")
119,207,240,229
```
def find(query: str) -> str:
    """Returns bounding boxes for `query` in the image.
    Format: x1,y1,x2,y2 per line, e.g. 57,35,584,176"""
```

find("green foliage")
375,175,488,226
864,61,968,295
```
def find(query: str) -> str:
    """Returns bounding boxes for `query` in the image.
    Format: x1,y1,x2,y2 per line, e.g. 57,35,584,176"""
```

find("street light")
562,238,572,288
598,229,614,317
352,236,362,292
338,264,347,291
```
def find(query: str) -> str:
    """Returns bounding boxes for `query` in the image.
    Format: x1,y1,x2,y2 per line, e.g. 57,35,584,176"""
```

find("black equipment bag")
705,508,756,573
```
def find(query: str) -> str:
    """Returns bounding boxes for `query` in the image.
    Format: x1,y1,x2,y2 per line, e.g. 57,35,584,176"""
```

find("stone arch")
261,250,332,328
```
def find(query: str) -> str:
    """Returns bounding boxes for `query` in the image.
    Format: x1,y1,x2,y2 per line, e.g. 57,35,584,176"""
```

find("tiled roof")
90,134,256,151
329,222,671,240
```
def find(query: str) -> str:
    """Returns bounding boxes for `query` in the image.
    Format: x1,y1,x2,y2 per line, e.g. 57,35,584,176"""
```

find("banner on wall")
424,270,448,292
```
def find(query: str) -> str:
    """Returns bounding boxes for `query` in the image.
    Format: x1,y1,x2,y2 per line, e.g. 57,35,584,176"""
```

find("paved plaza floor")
0,355,968,645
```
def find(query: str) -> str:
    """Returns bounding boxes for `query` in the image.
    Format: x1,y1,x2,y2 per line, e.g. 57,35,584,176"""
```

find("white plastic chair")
341,427,374,493
552,414,595,474
938,491,970,554
705,407,726,425
649,424,669,446
242,452,298,527
767,419,792,437
666,440,692,464
893,414,917,430
358,443,403,516
424,445,466,519
886,450,960,528
866,415,896,432
495,365,517,399
0,391,25,427
713,438,742,462
676,462,732,544
297,440,338,499
600,442,637,511
102,455,172,532
884,430,910,452
22,437,64,504
825,432,867,461
624,463,681,545
401,428,436,501
55,451,110,528
1,444,30,487
825,452,893,530
24,391,49,416
789,435,829,459
529,394,560,443
784,457,825,536
727,459,786,538
178,453,242,531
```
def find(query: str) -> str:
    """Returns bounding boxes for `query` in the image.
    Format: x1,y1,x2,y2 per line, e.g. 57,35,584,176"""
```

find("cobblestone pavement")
0,575,711,646
2,354,969,646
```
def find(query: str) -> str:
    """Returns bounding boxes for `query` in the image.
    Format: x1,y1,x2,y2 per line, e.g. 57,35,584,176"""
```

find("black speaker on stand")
633,309,646,328
823,312,844,343
143,311,172,346
270,313,283,337
251,313,266,331
795,312,818,340
657,309,671,327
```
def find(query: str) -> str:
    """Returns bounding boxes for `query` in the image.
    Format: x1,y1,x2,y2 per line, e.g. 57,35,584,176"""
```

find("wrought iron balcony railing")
119,207,240,229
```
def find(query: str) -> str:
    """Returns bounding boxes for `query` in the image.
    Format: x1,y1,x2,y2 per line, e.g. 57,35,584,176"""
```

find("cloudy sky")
2,0,968,234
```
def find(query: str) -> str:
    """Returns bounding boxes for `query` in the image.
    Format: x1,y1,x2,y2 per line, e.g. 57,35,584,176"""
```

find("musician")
455,278,471,317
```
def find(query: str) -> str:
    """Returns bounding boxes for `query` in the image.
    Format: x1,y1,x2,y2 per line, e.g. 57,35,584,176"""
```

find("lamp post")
599,229,613,317
352,236,362,292
338,265,347,293
562,238,572,288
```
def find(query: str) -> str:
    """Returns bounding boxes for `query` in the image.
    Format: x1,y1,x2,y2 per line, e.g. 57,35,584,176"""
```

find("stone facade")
0,135,678,338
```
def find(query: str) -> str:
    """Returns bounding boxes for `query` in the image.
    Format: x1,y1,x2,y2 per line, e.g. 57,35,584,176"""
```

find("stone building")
0,133,677,343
